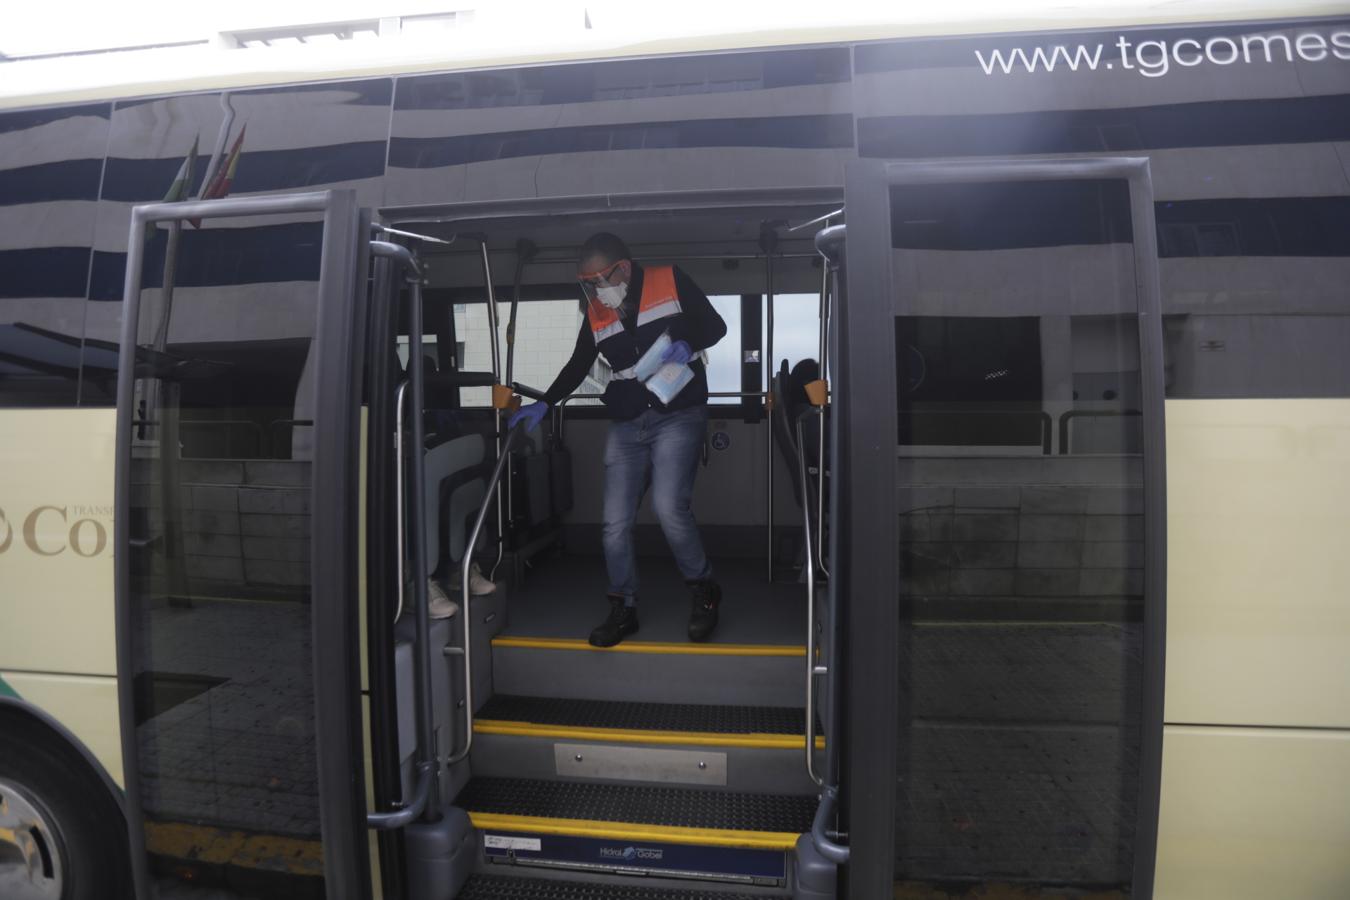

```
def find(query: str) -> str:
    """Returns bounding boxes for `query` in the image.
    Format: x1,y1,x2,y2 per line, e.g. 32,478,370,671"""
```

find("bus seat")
772,358,830,569
771,363,806,510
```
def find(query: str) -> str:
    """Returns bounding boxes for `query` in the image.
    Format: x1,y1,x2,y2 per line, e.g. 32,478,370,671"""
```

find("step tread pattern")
459,874,766,899
478,694,814,735
459,776,816,834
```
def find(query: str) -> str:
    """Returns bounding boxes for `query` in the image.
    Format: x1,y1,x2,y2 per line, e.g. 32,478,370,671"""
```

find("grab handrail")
552,389,769,445
811,785,849,865
392,381,409,625
446,420,525,765
368,243,438,830
815,257,831,578
810,221,850,864
796,410,824,789
510,380,547,402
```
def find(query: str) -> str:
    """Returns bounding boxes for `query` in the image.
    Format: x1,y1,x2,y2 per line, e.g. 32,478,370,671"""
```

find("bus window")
703,294,742,403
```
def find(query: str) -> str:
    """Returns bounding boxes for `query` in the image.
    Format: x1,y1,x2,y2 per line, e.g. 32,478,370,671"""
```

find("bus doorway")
836,159,1166,898
363,191,850,899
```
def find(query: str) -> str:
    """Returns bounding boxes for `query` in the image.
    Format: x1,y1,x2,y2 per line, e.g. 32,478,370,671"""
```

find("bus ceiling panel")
387,214,835,257
418,250,825,294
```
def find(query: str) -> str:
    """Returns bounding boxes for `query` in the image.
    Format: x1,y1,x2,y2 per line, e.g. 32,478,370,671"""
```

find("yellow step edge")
474,719,826,750
468,811,800,851
492,635,806,657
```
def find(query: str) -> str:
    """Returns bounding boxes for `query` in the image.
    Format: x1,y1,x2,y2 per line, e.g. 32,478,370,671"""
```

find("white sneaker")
450,561,497,597
427,579,459,619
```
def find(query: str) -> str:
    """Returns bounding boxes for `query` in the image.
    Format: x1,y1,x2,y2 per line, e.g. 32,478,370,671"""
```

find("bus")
1,4,1348,899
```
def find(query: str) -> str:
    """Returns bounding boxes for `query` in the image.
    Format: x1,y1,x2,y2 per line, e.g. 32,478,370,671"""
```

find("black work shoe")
590,595,639,648
687,579,721,642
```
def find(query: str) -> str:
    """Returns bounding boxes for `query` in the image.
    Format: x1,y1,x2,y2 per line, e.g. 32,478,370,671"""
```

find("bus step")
460,776,815,842
475,694,823,749
460,873,766,898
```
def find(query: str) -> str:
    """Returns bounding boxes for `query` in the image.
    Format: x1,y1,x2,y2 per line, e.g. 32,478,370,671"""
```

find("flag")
164,135,198,202
144,136,198,241
189,125,245,228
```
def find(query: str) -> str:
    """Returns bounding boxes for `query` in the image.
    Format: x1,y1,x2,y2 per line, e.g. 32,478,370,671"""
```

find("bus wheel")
0,724,129,900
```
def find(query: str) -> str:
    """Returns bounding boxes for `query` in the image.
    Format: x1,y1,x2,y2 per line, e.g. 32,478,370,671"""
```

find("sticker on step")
484,834,542,852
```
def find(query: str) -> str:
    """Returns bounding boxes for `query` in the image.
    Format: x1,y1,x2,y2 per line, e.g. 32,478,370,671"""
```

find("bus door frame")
838,157,1167,898
112,189,373,900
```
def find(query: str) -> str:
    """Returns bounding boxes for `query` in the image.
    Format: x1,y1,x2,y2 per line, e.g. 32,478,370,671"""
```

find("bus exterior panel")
0,7,1347,898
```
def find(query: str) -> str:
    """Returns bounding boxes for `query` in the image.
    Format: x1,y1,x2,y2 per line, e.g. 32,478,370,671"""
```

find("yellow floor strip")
144,820,324,876
468,811,799,851
475,719,826,750
492,635,806,657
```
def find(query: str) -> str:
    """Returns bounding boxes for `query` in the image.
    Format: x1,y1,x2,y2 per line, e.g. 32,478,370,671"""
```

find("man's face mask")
579,260,629,309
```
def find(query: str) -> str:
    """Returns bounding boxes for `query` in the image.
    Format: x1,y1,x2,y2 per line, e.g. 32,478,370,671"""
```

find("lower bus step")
459,873,765,899
458,776,816,841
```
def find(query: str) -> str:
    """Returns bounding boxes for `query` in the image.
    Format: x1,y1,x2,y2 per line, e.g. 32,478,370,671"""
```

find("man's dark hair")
579,232,632,267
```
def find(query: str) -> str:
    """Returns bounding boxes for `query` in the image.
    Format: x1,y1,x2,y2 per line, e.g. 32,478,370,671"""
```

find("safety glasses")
577,259,625,299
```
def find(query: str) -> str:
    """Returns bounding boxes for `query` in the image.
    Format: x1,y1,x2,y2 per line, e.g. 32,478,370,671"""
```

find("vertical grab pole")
406,274,441,822
479,240,506,581
816,259,831,578
811,222,850,864
799,413,824,788
764,238,776,583
503,239,538,554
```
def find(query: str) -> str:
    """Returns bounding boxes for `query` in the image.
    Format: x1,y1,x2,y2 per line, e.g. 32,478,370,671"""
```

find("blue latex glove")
660,339,693,366
508,401,549,432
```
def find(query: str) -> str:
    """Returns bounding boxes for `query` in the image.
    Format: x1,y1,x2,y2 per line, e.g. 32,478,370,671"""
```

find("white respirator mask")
594,282,628,309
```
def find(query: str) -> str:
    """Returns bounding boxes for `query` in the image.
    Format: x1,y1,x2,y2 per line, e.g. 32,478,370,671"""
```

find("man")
509,232,726,647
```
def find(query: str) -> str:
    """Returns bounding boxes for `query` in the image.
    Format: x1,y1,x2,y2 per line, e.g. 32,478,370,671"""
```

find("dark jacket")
542,263,727,420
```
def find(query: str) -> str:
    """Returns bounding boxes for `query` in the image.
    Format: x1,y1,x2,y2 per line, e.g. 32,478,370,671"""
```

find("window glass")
0,104,109,407
454,295,746,409
126,212,329,896
452,298,607,408
705,294,742,403
763,293,822,391
887,178,1147,892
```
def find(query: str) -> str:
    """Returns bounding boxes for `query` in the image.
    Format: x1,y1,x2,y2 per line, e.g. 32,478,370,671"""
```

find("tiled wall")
899,458,1145,622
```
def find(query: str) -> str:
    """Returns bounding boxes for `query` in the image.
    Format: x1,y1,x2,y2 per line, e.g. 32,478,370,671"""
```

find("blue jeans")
603,405,712,601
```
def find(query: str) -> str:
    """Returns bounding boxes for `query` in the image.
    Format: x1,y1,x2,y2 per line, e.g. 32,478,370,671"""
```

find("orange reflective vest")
585,265,681,344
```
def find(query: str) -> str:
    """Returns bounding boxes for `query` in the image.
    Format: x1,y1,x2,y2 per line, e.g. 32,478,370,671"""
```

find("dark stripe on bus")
892,187,1350,257
88,221,324,300
1156,196,1350,257
113,78,393,111
857,94,1350,157
891,180,1133,250
0,246,92,298
0,158,104,206
100,141,387,202
394,47,851,110
0,103,111,135
387,113,855,169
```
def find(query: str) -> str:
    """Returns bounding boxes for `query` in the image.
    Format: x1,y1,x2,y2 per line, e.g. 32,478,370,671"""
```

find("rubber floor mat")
458,776,816,834
458,874,766,899
477,694,816,735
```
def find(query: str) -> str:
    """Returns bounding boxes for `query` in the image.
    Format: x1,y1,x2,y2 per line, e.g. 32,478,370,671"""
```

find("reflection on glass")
891,180,1145,891
0,105,109,407
127,213,326,898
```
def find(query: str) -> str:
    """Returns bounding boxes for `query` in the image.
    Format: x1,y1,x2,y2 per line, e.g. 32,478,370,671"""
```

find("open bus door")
837,159,1167,898
113,190,373,899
